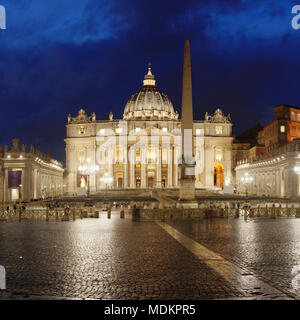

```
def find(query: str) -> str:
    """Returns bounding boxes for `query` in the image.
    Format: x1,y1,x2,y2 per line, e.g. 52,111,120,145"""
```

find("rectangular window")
79,126,85,135
8,170,22,189
280,125,285,133
162,149,168,163
136,149,141,162
147,146,156,162
215,126,223,135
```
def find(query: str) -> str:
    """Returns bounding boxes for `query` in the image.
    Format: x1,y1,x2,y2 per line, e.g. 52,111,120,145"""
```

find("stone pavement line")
157,222,292,299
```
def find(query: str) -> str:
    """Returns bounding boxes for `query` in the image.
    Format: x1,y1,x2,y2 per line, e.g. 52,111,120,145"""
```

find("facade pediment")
69,109,93,124
205,108,231,123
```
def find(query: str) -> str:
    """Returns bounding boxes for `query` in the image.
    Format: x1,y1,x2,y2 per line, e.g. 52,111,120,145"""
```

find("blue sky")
0,0,300,162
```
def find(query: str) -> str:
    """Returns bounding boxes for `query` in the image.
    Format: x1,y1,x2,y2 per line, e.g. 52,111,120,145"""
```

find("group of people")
4,202,26,214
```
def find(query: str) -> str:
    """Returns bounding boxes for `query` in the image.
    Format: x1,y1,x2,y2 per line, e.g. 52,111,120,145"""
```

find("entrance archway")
147,171,155,188
162,176,167,188
214,164,224,188
116,172,123,188
136,176,141,188
77,173,88,188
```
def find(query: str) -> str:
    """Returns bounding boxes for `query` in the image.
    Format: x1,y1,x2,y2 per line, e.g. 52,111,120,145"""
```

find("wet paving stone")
168,218,300,299
0,217,299,300
0,217,244,300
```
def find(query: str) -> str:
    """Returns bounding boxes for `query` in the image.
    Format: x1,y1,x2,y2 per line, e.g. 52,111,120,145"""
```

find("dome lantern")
143,65,156,86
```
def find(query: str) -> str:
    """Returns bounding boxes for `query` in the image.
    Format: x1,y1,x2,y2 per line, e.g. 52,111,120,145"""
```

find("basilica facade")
65,67,233,196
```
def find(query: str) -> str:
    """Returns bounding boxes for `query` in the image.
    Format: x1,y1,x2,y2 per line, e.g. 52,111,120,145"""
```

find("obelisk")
178,38,197,207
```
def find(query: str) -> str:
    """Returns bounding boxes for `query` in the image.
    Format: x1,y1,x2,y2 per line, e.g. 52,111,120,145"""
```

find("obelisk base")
177,165,198,209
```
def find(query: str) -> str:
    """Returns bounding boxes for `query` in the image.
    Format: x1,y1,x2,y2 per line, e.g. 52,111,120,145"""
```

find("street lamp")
294,166,300,174
100,172,113,189
78,158,99,197
240,172,253,196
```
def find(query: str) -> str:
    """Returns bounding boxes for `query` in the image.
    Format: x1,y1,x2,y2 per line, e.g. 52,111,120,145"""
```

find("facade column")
224,146,232,186
168,146,173,187
156,146,161,188
129,144,135,188
123,146,128,188
141,146,146,188
89,145,97,193
66,144,77,196
130,163,135,188
174,146,178,187
205,143,214,188
108,144,114,188
123,164,128,188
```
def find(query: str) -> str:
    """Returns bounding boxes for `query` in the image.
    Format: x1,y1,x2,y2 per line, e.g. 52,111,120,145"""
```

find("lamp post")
78,158,99,197
240,172,253,196
100,172,113,190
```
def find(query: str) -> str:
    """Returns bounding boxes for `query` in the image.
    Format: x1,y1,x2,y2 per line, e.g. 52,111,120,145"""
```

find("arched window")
214,164,224,188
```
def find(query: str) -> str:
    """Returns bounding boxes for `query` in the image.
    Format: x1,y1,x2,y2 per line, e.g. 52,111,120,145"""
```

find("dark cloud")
0,0,299,163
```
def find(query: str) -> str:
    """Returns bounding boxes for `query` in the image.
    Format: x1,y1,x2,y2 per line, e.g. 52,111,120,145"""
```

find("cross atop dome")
143,64,156,86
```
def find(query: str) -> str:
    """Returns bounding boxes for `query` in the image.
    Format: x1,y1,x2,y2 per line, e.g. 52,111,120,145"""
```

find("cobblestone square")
0,215,299,300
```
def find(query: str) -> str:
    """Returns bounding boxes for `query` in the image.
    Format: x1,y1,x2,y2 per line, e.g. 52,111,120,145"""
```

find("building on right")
235,104,300,198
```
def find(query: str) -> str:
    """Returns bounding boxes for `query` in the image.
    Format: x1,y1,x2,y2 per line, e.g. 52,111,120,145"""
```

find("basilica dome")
123,67,178,120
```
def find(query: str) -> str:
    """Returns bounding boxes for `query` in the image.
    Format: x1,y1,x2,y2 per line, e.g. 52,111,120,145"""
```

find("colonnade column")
33,169,37,199
4,168,8,202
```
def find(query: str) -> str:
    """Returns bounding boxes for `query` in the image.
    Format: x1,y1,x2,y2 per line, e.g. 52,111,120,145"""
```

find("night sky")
0,0,300,163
